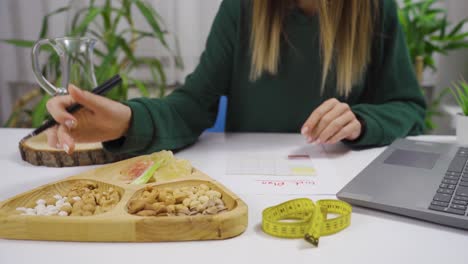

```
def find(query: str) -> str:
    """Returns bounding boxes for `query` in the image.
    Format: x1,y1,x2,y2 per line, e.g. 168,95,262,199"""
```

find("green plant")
398,0,468,131
2,0,182,128
449,79,468,116
424,88,449,130
398,0,468,71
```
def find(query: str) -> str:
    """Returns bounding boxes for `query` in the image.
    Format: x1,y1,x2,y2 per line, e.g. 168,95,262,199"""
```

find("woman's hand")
301,98,362,144
45,85,132,154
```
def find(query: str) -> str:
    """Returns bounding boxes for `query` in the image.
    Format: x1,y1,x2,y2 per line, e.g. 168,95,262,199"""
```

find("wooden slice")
19,133,129,167
0,154,248,242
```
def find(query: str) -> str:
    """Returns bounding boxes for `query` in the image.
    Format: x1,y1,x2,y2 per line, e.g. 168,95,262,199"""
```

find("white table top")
0,128,467,264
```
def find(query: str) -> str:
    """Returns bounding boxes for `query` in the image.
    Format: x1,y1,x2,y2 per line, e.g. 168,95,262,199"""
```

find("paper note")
226,153,316,176
222,150,342,195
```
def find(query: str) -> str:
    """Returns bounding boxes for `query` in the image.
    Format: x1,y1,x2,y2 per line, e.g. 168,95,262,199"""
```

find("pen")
21,74,122,141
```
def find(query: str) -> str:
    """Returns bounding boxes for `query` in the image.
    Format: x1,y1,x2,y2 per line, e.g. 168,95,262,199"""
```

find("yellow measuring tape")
262,198,352,247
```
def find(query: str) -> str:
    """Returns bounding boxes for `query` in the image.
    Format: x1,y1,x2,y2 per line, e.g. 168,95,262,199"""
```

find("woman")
46,0,425,155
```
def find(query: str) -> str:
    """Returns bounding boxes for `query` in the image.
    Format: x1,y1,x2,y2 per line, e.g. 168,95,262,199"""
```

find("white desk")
0,128,467,264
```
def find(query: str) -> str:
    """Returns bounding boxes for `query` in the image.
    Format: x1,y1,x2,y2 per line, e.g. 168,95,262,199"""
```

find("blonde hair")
250,0,377,97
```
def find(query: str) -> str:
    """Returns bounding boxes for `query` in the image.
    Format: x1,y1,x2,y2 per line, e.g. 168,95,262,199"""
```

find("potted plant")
449,79,468,145
398,0,468,131
2,0,182,128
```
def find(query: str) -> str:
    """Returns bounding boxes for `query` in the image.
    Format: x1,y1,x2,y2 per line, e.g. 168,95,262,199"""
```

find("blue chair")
206,96,227,132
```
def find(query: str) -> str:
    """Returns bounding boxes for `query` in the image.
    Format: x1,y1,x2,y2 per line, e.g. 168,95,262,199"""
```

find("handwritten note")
222,151,342,195
256,179,316,187
226,153,316,176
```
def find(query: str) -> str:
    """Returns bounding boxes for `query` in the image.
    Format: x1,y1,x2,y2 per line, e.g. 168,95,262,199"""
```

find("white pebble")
49,211,59,216
58,211,68,216
23,212,36,216
35,204,46,210
17,194,74,217
35,204,46,215
36,210,47,216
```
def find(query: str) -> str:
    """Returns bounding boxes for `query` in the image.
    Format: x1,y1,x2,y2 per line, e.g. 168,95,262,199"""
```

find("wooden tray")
0,154,248,242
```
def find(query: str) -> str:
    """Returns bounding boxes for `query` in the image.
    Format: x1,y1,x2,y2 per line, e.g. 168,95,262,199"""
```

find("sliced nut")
214,198,223,206
137,210,157,216
204,206,219,215
206,198,216,208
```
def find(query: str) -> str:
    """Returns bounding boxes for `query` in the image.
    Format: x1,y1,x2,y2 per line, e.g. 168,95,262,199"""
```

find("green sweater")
104,0,426,155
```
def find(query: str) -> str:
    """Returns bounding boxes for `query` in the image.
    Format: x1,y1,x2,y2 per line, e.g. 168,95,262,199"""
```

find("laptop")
337,138,468,230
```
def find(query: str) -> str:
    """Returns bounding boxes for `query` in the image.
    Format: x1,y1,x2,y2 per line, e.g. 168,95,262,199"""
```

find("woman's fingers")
310,102,350,142
44,85,132,150
301,98,340,139
316,110,355,143
46,94,77,129
326,119,362,144
45,125,59,148
57,125,75,154
301,98,362,144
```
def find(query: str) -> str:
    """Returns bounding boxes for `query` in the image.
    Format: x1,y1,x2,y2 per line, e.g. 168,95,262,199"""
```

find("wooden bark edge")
19,140,129,167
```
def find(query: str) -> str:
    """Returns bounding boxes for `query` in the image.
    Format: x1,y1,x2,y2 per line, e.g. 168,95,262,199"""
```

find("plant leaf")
131,78,150,97
1,39,35,48
133,0,168,47
448,18,468,37
31,94,51,128
40,7,69,38
119,73,130,100
71,7,102,36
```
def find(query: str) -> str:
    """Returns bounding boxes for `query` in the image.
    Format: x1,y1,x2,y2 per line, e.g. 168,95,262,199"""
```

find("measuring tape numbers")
262,198,352,247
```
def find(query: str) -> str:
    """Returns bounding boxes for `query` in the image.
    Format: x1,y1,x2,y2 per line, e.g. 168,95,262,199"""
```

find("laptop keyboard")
429,147,468,216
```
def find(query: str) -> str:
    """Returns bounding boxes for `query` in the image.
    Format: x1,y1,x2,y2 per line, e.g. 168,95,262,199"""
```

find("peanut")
164,195,176,205
166,204,176,214
129,184,227,217
83,204,96,213
127,199,146,214
60,204,72,214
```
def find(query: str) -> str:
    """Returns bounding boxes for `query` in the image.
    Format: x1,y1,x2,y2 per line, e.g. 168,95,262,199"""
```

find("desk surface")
0,128,467,264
